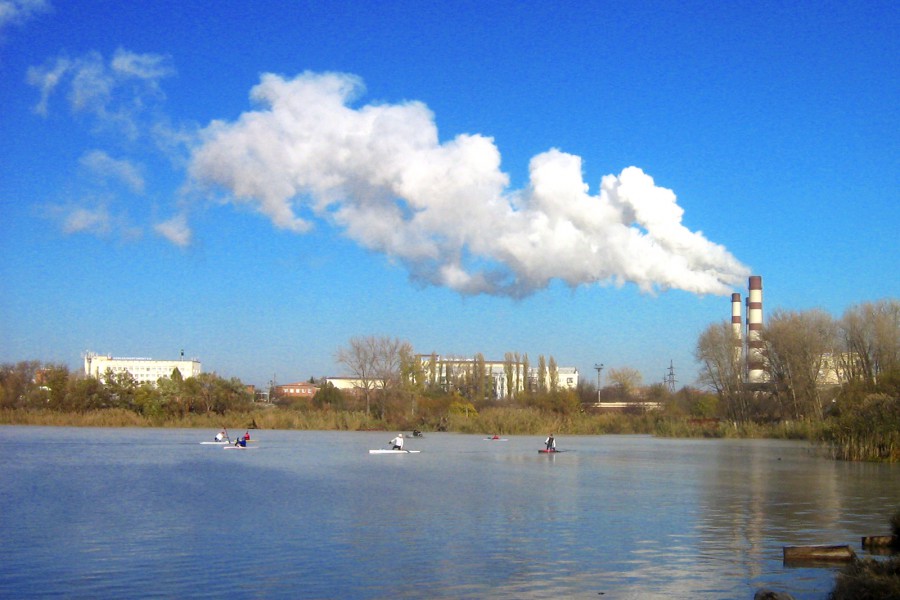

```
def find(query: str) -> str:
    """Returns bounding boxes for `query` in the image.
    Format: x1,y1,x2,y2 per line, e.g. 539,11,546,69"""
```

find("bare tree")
761,308,836,420
336,336,414,419
372,337,413,419
548,356,559,391
335,336,378,416
607,367,642,397
839,299,900,388
537,355,547,393
696,321,749,421
503,352,515,399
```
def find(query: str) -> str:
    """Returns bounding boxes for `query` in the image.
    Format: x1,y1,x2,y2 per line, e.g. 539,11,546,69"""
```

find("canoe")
369,449,421,454
224,445,258,450
200,441,230,445
538,449,566,453
485,438,508,441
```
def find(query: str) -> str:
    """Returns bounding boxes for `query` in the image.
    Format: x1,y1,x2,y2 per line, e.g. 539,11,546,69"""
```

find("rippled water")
2,427,898,599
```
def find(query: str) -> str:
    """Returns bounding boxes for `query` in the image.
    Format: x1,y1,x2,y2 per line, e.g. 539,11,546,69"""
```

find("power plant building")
83,352,201,385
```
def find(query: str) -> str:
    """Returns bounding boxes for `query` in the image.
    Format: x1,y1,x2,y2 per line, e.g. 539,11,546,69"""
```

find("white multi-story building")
417,354,579,399
83,352,201,386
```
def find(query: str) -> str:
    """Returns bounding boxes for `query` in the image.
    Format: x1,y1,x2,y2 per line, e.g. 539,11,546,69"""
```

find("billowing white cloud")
190,71,749,296
79,150,144,193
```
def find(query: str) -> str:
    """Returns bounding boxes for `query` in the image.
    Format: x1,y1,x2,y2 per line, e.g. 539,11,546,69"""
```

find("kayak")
485,438,508,441
224,445,258,450
538,449,567,453
368,449,421,454
200,441,230,445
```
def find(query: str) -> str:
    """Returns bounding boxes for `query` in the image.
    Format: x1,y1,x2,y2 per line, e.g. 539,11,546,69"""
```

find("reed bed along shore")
0,407,815,440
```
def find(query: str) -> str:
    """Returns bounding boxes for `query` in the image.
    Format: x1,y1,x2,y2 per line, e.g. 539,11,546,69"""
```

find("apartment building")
83,352,201,386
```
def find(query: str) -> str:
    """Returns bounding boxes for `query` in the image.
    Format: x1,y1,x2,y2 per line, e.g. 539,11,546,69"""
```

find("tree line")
695,299,899,422
3,298,896,459
0,361,254,418
695,298,899,460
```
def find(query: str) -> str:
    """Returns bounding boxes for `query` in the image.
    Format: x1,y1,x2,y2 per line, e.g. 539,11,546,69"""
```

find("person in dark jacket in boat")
234,437,247,447
545,434,556,452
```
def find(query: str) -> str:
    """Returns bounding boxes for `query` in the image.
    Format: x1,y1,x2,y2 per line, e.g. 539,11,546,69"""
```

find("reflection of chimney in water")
746,276,765,384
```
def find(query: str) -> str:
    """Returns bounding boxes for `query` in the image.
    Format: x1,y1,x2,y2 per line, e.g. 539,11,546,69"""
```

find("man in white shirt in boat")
545,433,556,452
390,434,404,451
215,430,227,442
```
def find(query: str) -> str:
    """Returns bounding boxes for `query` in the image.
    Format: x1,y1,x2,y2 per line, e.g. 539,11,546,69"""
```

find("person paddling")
545,433,556,452
390,433,404,451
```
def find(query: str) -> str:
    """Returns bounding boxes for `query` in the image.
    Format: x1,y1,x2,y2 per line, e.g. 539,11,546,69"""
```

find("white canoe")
200,441,230,445
369,449,421,454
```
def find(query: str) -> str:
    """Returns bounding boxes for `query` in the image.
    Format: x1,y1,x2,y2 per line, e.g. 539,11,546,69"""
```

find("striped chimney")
746,275,766,383
731,292,743,368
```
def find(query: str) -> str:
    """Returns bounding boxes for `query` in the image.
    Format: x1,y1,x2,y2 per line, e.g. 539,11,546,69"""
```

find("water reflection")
1,428,898,599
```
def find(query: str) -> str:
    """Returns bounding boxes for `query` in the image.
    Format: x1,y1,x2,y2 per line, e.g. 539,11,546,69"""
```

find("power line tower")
664,360,677,393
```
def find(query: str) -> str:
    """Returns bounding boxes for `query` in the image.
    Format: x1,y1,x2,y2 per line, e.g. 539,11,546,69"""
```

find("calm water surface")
2,426,899,599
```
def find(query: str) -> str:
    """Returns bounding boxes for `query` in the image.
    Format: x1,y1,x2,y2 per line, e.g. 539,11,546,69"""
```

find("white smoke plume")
190,71,750,296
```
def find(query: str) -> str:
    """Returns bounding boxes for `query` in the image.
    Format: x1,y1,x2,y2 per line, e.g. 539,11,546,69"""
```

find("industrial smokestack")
746,275,765,383
731,292,743,367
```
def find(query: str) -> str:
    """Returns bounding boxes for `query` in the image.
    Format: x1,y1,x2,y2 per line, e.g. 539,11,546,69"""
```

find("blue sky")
1,0,897,389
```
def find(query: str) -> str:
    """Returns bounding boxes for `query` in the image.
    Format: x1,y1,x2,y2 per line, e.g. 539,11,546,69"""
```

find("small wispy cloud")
59,204,111,235
154,213,191,247
27,47,174,138
0,0,50,36
28,47,185,244
79,150,144,193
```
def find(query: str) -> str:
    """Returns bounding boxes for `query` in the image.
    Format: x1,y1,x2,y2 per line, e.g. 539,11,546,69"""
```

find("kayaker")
243,431,251,441
234,437,247,447
215,430,226,442
545,433,556,452
390,433,404,450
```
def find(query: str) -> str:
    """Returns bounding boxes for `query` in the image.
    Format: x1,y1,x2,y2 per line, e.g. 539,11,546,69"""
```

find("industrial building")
83,352,201,386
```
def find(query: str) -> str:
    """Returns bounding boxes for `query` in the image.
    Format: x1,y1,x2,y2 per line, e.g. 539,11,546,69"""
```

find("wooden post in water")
783,545,856,564
861,535,899,548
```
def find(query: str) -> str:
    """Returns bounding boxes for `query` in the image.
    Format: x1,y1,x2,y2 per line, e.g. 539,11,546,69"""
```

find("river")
2,426,898,599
